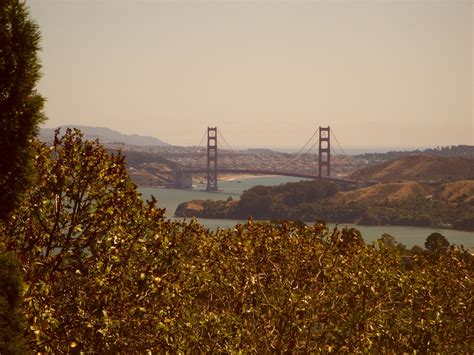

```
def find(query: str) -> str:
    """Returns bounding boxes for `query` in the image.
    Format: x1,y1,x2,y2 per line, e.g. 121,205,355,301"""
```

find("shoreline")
218,174,277,182
138,173,278,189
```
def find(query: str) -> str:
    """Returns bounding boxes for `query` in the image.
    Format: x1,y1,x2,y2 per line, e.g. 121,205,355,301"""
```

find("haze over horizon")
30,0,472,148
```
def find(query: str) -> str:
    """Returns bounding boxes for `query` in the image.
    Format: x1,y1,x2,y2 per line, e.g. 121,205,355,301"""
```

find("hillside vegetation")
328,182,432,206
350,154,474,182
435,180,474,203
327,180,474,206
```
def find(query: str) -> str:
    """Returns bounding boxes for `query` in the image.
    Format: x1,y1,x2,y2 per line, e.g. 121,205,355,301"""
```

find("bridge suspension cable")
217,129,234,151
293,127,320,158
217,139,227,151
301,137,320,156
331,129,347,157
198,128,208,148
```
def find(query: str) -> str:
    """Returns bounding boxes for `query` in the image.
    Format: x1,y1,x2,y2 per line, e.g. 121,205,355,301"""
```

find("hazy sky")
29,0,472,148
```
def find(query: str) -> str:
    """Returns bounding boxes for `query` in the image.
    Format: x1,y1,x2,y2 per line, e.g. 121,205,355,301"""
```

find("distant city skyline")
30,0,472,148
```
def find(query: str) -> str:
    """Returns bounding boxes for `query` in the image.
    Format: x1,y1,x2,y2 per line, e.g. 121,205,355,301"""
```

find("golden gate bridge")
173,126,360,190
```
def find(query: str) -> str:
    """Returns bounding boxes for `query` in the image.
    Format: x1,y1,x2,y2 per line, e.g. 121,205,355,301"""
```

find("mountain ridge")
40,125,169,146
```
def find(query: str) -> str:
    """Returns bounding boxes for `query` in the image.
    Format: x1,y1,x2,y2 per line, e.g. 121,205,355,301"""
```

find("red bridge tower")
318,126,330,177
206,127,218,191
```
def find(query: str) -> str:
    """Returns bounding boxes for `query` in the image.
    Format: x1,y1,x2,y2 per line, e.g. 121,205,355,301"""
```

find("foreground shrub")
0,251,28,353
2,130,472,352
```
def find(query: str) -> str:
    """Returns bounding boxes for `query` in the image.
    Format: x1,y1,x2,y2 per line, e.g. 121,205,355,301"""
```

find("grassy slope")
329,182,433,206
350,154,474,182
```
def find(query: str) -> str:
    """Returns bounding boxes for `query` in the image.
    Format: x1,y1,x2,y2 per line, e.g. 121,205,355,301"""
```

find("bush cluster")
2,130,473,352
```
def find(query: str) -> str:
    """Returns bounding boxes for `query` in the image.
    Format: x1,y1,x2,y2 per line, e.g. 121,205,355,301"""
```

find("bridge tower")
206,127,218,191
318,126,330,177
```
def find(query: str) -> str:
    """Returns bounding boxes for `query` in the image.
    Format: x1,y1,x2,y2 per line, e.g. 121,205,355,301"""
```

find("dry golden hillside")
329,182,434,206
350,154,474,182
435,180,474,203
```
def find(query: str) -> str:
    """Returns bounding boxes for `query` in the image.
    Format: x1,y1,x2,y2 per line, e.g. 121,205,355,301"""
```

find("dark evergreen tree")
0,252,27,354
0,1,45,352
0,0,46,220
425,232,450,253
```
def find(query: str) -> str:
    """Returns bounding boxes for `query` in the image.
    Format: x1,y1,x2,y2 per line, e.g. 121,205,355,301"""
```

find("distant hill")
349,154,474,182
355,145,474,161
328,180,473,205
40,125,169,146
435,180,474,203
328,182,433,206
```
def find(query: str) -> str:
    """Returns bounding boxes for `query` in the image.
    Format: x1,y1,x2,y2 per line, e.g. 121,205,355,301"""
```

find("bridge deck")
181,168,358,184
